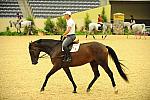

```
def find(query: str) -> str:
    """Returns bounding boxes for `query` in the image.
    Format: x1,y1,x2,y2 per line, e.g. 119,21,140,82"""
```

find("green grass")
0,31,24,36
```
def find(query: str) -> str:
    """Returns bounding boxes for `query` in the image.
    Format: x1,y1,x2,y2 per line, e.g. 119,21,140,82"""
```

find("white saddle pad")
62,43,80,52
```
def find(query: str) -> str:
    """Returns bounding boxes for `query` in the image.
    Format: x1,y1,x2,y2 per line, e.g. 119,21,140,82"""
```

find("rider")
130,15,135,30
97,14,103,30
16,12,22,27
62,11,76,62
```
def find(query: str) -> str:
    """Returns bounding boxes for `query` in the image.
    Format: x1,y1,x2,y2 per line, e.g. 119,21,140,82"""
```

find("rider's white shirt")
67,18,75,35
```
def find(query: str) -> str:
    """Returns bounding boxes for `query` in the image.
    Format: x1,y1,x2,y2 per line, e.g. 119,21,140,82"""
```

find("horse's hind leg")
63,68,77,93
144,32,146,39
100,63,118,93
87,61,100,92
92,35,96,39
85,34,88,38
93,30,96,39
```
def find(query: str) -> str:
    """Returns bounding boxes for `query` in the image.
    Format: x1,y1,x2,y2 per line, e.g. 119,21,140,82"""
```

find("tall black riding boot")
63,47,71,62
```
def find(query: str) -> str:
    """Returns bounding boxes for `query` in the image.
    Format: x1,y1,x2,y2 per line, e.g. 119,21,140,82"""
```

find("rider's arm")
63,26,71,37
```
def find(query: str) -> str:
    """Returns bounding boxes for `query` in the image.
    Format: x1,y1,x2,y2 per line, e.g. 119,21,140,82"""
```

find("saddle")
62,39,80,52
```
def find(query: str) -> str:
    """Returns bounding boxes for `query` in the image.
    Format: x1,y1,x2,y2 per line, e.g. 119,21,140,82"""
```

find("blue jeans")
62,34,76,49
62,34,76,62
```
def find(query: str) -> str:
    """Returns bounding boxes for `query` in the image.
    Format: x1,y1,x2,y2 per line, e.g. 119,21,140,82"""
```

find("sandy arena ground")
0,35,150,100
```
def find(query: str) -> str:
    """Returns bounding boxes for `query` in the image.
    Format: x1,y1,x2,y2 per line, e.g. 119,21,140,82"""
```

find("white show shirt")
67,18,75,35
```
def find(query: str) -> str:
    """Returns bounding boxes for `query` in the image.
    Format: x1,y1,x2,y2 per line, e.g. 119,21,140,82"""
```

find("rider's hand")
63,34,67,37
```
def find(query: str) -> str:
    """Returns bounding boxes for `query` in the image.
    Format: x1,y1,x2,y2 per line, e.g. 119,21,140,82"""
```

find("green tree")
84,13,92,30
26,16,35,25
25,16,38,35
56,17,66,33
44,17,55,33
101,7,107,22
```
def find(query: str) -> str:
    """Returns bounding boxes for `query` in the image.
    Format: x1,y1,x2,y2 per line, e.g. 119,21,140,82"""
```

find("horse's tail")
141,24,146,33
106,46,128,82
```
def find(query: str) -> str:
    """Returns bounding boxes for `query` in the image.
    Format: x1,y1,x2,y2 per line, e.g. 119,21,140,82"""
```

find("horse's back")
89,23,98,32
81,41,105,47
89,23,97,28
132,24,146,33
124,22,130,27
70,42,107,66
80,42,107,54
89,23,97,26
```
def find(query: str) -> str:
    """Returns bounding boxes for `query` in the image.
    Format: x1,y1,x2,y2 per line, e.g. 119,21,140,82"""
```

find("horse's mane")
34,39,62,48
35,39,61,43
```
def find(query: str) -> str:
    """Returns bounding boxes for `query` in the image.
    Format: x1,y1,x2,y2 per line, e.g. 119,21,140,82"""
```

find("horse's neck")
125,22,131,26
39,40,62,55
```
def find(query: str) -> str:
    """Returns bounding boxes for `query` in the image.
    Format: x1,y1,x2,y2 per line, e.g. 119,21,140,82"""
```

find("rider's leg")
62,35,76,62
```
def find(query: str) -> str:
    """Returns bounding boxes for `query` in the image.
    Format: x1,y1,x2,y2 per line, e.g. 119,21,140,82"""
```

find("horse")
124,22,130,28
124,22,146,39
86,22,113,39
9,20,33,34
29,39,128,93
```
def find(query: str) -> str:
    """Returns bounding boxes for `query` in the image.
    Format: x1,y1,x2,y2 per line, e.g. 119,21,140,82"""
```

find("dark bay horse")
29,39,128,93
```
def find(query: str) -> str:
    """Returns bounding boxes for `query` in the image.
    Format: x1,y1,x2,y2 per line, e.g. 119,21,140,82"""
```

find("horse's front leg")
40,66,61,92
85,31,89,39
19,28,21,33
17,29,18,33
63,68,77,93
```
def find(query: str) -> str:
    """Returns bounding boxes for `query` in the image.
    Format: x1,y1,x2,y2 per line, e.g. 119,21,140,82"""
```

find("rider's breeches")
62,34,76,49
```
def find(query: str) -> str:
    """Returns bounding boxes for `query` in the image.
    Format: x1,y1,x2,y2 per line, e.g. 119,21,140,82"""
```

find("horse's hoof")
86,89,91,92
72,91,77,93
40,88,44,92
114,90,118,94
114,87,118,94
